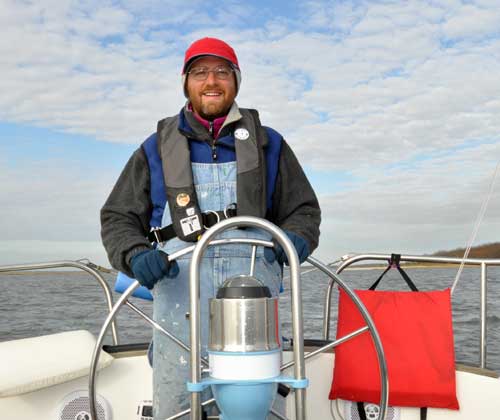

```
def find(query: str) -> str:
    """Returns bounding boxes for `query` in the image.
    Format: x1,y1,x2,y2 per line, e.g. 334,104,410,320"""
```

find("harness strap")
147,207,237,244
422,407,428,420
357,402,367,420
369,253,418,292
356,403,428,420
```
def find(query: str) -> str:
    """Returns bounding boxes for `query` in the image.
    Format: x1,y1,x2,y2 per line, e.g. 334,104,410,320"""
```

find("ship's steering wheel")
88,217,388,420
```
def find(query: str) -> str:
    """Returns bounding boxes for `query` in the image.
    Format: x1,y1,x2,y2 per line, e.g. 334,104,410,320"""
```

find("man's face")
186,56,237,120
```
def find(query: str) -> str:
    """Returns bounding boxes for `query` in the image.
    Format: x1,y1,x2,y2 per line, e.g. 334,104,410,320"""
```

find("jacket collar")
180,102,242,141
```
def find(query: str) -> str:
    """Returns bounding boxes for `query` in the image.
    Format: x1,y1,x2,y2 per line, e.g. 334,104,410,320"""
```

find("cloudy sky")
0,0,499,267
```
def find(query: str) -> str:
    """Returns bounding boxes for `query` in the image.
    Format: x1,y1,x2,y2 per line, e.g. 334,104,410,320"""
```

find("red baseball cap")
182,37,239,74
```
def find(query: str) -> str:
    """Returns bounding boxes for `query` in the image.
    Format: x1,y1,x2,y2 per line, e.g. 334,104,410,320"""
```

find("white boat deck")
1,335,499,419
1,249,499,420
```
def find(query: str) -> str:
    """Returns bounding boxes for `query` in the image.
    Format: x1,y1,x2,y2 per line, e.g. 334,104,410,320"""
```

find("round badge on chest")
176,193,191,207
234,128,250,140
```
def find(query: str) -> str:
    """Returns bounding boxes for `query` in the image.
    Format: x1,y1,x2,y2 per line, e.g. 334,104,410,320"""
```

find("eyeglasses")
187,66,234,81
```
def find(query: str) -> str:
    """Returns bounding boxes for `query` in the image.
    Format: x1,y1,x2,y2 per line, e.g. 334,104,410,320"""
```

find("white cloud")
2,0,499,159
0,0,499,265
441,3,500,40
315,148,500,261
0,156,117,242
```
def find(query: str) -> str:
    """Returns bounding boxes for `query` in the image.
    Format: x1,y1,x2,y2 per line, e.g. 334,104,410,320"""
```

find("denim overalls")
152,161,284,419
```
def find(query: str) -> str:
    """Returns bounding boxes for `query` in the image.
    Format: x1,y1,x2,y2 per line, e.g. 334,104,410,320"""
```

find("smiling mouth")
203,92,222,97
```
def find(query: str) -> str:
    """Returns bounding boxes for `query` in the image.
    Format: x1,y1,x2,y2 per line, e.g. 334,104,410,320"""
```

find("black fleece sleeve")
270,140,321,253
100,147,153,276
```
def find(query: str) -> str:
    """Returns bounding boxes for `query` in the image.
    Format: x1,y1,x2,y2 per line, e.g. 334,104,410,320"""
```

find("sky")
0,0,499,267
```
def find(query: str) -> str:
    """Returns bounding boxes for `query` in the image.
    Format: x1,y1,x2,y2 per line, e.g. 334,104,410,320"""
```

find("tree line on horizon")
432,242,500,259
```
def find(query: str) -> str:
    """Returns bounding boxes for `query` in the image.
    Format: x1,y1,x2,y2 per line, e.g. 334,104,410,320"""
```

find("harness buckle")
151,227,164,245
224,202,237,219
203,210,220,229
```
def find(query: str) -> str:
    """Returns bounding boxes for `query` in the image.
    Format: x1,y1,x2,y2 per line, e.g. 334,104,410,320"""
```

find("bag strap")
356,403,428,419
422,407,428,420
368,253,419,292
357,402,367,420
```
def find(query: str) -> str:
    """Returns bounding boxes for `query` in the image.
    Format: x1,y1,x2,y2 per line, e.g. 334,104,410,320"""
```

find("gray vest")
156,108,269,242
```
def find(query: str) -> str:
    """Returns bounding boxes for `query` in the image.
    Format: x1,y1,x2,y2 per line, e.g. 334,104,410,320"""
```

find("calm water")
1,265,499,371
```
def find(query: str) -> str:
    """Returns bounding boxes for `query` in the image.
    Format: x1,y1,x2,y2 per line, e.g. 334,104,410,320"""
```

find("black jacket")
101,105,321,275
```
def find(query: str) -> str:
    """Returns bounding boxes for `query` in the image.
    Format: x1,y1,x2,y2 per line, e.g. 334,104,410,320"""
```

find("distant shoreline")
342,263,487,270
2,242,500,277
0,270,99,276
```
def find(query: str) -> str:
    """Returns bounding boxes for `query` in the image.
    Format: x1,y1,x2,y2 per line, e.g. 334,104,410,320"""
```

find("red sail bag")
329,262,459,409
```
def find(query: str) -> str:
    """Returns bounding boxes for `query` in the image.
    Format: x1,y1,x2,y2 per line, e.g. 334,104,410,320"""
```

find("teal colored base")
187,375,308,392
212,382,277,420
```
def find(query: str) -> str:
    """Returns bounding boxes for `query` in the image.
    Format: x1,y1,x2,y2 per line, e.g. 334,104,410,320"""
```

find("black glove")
130,249,179,290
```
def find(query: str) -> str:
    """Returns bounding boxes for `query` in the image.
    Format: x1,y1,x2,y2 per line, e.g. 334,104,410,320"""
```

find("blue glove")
130,249,179,290
264,230,310,265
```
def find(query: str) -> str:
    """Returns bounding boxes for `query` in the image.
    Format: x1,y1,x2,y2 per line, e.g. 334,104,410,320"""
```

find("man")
101,37,321,419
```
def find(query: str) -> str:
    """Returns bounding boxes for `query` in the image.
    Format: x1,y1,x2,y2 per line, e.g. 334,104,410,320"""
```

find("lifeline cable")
451,161,500,295
281,259,343,290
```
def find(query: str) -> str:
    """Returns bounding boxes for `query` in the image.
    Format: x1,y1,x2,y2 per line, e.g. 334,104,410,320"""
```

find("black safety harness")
147,206,237,244
150,107,268,244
